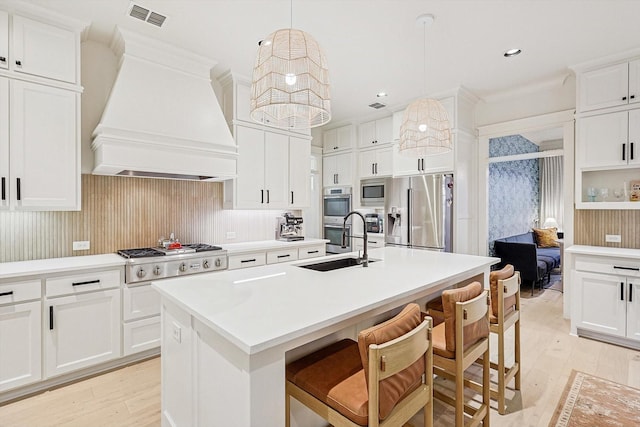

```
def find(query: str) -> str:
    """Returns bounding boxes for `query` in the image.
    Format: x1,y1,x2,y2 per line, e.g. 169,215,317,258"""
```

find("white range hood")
92,28,237,181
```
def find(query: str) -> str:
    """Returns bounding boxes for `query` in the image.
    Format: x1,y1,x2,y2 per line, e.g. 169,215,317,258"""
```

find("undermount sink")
297,257,378,272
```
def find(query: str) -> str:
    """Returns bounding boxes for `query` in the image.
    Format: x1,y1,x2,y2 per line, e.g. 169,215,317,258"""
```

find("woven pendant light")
250,2,330,130
399,14,451,156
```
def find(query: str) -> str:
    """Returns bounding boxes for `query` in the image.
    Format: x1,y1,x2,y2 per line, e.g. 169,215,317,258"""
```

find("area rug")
549,370,640,426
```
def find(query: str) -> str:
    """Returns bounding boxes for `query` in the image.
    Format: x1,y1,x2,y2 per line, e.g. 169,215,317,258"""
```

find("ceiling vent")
128,3,167,28
368,102,387,110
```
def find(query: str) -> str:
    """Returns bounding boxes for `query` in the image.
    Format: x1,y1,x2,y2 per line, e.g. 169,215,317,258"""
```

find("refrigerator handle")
407,188,412,246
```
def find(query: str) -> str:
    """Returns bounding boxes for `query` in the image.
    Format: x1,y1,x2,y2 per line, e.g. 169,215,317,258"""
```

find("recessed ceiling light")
504,48,522,57
376,92,388,98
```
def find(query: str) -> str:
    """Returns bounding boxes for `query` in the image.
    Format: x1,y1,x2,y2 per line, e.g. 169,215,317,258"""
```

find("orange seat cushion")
441,282,489,354
490,264,517,319
431,322,454,358
357,303,425,421
286,339,369,425
425,297,445,327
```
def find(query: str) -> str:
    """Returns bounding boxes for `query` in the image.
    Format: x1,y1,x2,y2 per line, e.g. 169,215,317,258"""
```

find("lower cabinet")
572,253,640,346
0,300,41,392
122,283,161,356
44,288,121,377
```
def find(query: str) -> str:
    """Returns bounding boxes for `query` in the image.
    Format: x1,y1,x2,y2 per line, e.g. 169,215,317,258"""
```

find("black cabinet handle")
291,191,294,204
0,56,5,62
623,143,626,161
266,189,270,203
72,279,100,287
1,177,5,201
0,291,14,297
16,178,21,201
417,159,421,171
49,306,54,330
623,96,628,101
632,142,635,160
15,60,21,66
621,282,625,301
261,189,264,204
371,163,374,175
632,95,636,100
241,258,256,263
614,266,640,271
307,250,319,254
630,283,633,303
333,146,338,150
277,254,291,259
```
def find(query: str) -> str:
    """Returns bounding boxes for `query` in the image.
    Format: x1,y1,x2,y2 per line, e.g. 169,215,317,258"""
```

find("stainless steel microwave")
360,178,385,206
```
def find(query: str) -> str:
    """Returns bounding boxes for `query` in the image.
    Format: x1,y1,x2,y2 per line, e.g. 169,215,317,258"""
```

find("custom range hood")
92,28,237,181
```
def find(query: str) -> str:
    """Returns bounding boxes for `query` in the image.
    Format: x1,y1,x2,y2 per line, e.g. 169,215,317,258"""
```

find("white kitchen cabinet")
578,60,640,112
323,152,353,187
2,79,79,211
358,146,392,179
298,244,326,260
0,279,42,393
0,77,8,210
323,125,354,153
0,10,7,70
288,136,311,208
122,283,160,356
572,252,640,347
577,110,640,169
44,288,121,377
266,248,298,264
353,233,385,252
358,116,393,148
392,140,454,177
228,252,267,270
234,125,288,209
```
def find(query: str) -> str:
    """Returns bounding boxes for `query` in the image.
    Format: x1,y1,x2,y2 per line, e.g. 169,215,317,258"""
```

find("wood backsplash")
0,174,286,262
574,209,640,248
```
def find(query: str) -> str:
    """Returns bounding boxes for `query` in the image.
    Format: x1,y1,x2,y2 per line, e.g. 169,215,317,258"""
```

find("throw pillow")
533,227,559,248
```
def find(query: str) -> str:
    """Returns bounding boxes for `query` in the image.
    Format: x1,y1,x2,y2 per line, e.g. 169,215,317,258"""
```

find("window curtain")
539,156,563,230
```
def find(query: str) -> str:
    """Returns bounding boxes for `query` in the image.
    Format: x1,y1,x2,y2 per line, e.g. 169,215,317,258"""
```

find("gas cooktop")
117,243,223,259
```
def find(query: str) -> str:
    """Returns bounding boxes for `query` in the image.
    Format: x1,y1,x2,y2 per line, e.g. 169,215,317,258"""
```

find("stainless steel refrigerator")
384,174,453,252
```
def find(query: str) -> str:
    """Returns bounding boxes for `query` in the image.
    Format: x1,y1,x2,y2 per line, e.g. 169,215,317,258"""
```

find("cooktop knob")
179,262,188,272
154,266,162,276
203,260,210,269
214,258,222,267
137,268,146,278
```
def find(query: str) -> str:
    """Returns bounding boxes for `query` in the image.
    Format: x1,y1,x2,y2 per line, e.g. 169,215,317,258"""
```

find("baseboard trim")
577,328,640,351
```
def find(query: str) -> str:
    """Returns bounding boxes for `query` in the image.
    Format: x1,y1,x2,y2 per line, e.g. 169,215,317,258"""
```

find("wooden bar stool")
285,303,433,427
488,264,521,414
431,282,491,427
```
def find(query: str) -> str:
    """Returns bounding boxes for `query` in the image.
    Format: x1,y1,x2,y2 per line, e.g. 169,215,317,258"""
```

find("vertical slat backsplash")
0,174,285,262
574,209,640,248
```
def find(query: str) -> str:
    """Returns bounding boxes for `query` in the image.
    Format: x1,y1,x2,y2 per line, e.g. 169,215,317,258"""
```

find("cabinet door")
629,59,640,107
629,109,640,166
335,153,353,186
375,147,393,176
289,136,310,207
0,77,8,210
336,125,354,150
574,271,626,337
0,301,41,392
235,81,252,123
358,120,377,147
578,111,628,168
45,289,121,378
263,131,288,208
358,150,377,178
579,62,629,112
323,155,337,186
322,128,337,153
376,116,393,144
11,15,77,83
0,11,7,70
627,281,640,341
235,126,265,208
10,80,79,210
392,143,422,176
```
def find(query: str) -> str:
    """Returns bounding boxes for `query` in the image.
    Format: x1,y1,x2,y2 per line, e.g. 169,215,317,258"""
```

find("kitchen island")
152,246,498,427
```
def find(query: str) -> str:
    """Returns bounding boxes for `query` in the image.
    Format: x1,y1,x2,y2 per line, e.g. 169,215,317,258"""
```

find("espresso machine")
276,213,304,241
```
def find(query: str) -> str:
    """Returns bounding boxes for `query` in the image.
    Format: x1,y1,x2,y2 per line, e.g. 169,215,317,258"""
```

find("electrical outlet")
72,241,90,251
172,322,182,343
605,234,621,243
226,231,236,240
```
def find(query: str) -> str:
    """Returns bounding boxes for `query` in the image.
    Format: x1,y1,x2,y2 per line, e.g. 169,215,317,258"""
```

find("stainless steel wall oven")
323,187,352,253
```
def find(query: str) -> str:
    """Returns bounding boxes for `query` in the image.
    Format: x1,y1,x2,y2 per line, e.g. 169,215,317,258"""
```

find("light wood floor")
1,286,639,427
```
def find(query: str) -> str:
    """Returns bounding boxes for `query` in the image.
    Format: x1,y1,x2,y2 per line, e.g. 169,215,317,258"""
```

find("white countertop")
153,247,499,355
566,245,640,259
221,238,328,254
0,254,126,280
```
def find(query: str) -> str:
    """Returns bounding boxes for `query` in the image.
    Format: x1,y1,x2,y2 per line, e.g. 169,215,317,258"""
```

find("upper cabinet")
358,146,392,179
289,137,311,208
323,152,353,187
577,110,640,169
0,9,83,211
322,125,354,153
0,11,7,70
358,116,392,148
578,60,640,112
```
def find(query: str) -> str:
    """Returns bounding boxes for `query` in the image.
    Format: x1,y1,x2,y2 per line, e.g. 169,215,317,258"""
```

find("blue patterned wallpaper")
488,135,539,255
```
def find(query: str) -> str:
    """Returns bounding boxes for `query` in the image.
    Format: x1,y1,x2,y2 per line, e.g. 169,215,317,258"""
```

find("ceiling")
15,0,640,124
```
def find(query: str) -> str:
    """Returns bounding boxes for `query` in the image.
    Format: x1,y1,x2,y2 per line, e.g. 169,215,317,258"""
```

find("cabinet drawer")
228,253,267,270
575,256,640,277
123,283,160,321
267,248,298,264
298,245,326,260
46,269,121,298
0,280,41,305
123,316,160,356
